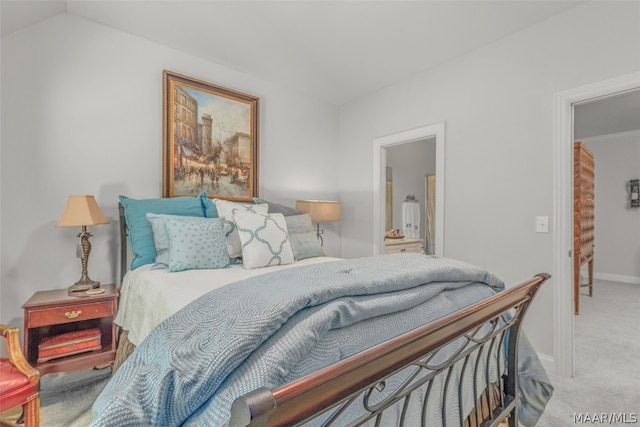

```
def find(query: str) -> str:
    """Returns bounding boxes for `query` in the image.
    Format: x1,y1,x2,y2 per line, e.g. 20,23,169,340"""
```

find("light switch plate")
536,216,549,233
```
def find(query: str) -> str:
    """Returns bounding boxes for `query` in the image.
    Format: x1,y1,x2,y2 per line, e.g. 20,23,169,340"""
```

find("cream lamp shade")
57,195,109,227
295,200,341,223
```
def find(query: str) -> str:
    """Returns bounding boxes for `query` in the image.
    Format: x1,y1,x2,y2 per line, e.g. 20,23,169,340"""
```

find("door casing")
372,123,445,256
552,71,640,377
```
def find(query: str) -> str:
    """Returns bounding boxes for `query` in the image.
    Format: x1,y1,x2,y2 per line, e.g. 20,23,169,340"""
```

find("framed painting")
162,70,259,201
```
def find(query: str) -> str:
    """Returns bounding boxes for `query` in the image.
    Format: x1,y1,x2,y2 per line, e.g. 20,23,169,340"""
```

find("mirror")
385,138,436,254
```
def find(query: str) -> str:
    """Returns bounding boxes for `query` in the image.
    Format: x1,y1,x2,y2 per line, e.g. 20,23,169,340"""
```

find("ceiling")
574,90,640,140
2,0,638,137
2,0,586,106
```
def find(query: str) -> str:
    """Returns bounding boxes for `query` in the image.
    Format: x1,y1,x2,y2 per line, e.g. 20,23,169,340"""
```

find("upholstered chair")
0,324,41,427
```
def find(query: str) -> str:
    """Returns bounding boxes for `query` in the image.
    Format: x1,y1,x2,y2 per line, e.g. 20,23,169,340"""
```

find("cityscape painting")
162,70,259,201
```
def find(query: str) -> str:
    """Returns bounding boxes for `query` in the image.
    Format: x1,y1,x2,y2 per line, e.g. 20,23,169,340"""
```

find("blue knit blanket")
91,254,552,426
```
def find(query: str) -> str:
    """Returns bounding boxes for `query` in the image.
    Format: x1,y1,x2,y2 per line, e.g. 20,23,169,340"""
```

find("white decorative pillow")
233,210,295,269
213,199,268,258
164,216,230,272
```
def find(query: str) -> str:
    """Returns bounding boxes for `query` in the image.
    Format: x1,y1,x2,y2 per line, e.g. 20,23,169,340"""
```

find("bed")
90,196,552,427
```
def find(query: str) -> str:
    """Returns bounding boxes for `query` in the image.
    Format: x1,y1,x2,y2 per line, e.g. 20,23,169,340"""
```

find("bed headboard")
118,202,128,285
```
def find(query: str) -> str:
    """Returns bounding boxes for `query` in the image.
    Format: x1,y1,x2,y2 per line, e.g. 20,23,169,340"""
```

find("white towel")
402,202,420,239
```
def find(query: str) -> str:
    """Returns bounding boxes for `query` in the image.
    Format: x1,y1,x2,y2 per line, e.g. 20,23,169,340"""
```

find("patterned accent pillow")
146,213,184,269
233,210,295,269
164,216,230,272
119,195,205,270
213,199,268,258
285,214,325,260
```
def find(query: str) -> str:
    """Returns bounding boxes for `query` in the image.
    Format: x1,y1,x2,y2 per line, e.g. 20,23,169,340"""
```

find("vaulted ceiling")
2,1,638,137
2,0,585,105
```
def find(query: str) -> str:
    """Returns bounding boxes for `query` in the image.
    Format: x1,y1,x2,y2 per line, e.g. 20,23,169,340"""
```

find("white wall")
337,2,640,362
584,131,640,283
0,13,340,326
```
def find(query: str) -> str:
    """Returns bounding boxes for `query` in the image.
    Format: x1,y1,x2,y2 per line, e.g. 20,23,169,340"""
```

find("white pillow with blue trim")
164,216,230,272
213,199,268,258
234,210,295,269
146,213,195,269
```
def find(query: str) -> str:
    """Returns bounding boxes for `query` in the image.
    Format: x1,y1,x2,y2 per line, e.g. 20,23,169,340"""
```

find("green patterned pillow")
164,216,230,272
234,210,294,269
285,214,325,260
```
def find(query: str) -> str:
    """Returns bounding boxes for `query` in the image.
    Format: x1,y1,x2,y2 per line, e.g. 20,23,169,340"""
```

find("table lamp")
295,200,341,247
57,195,109,296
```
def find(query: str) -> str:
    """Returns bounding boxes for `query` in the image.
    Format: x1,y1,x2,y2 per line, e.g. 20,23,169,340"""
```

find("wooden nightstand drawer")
27,300,114,328
384,238,423,255
22,284,119,374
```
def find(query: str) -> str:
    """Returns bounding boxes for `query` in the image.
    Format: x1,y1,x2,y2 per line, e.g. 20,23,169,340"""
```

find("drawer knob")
64,310,82,319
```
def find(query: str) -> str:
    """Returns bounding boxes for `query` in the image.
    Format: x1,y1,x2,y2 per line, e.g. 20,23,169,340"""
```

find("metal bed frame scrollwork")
230,273,549,427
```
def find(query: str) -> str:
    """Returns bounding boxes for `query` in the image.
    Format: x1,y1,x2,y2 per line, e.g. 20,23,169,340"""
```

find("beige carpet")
537,279,640,426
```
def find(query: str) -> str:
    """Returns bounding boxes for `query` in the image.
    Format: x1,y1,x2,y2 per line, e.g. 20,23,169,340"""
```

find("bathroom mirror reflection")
384,138,436,255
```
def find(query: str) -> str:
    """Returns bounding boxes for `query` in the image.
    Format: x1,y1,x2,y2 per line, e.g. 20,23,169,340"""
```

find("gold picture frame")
162,70,259,201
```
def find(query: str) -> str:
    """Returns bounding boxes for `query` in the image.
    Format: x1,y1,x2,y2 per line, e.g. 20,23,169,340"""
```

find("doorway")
386,139,436,253
372,123,445,256
553,72,640,377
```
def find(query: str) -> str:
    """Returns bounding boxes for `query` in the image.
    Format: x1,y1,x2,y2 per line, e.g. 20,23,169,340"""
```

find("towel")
402,201,420,239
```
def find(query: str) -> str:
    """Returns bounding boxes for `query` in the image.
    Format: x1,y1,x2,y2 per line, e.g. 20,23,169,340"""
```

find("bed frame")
118,203,549,427
229,273,549,427
119,203,128,285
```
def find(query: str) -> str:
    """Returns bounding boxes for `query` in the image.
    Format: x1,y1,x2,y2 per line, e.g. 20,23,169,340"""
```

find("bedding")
285,214,325,260
115,256,341,347
212,199,268,258
119,194,208,270
234,210,295,269
252,197,302,216
93,254,552,426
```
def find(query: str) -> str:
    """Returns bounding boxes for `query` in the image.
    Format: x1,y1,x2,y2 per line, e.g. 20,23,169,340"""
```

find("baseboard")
537,352,556,376
594,272,640,285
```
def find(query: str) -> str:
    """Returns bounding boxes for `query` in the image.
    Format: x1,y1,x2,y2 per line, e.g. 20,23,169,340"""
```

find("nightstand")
384,238,423,254
22,284,118,375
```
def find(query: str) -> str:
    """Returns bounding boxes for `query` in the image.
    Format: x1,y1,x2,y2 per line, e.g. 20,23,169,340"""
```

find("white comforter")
115,257,342,346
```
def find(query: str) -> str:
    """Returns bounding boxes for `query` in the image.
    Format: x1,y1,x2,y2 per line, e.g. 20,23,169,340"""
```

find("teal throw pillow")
200,192,218,218
119,195,205,270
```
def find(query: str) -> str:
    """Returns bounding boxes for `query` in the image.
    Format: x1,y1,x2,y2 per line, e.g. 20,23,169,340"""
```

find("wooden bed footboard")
229,273,550,427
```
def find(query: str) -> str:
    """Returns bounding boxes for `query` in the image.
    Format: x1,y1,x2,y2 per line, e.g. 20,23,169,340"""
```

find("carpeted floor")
4,279,637,426
0,367,111,427
39,368,112,426
537,279,640,426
